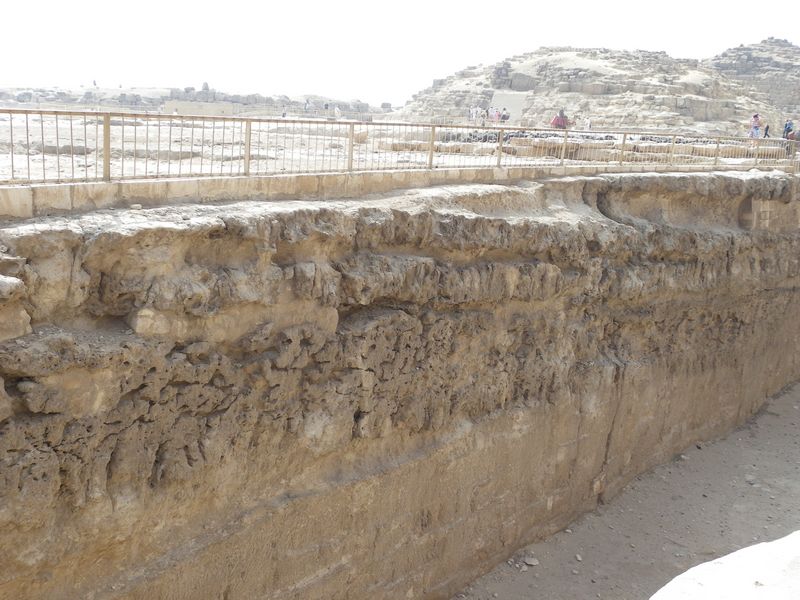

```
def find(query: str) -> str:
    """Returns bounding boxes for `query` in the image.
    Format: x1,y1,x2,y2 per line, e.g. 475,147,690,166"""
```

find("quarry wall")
0,171,799,599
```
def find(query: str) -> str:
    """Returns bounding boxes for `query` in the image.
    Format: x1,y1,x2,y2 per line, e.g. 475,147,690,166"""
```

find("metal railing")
0,109,797,185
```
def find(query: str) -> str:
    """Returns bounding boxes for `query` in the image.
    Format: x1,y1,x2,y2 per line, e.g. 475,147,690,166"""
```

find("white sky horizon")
2,0,797,106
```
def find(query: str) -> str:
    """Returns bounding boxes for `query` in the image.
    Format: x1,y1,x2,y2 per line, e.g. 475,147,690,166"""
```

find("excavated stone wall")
0,172,798,599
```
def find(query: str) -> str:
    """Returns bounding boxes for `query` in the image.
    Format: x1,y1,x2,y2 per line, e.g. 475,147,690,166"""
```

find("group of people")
469,107,796,139
469,106,510,125
469,106,595,130
748,114,797,141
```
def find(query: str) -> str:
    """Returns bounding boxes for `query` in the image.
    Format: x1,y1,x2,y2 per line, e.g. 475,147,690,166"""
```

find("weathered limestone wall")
0,172,798,599
2,165,795,220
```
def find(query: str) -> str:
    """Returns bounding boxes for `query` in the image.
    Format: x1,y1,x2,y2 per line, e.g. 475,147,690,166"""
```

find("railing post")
102,113,111,182
427,125,436,169
619,132,627,166
714,138,720,167
669,134,676,165
560,129,569,166
754,138,760,167
496,129,504,168
243,120,252,176
347,122,355,172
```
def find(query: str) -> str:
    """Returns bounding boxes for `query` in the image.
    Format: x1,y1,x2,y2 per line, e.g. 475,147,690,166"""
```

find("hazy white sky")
2,0,796,106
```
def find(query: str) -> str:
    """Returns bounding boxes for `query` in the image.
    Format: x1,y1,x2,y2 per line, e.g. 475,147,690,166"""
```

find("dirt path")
453,383,800,600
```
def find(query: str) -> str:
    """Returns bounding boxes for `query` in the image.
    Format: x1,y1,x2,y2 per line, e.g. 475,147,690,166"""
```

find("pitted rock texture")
0,172,799,599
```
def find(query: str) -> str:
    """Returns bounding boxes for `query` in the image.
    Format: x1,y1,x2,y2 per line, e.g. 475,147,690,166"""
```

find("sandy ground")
452,383,800,600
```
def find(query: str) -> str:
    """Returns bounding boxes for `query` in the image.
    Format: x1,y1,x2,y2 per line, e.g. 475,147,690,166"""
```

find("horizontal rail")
0,108,796,186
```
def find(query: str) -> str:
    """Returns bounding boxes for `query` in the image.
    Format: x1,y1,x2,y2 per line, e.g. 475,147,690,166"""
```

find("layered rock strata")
0,172,798,599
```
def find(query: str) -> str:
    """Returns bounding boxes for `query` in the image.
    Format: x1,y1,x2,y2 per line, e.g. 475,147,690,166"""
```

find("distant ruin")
400,39,800,133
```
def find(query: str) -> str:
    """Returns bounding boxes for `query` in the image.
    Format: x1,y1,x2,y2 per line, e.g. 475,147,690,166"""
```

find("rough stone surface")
709,38,800,116
0,172,798,599
398,44,794,134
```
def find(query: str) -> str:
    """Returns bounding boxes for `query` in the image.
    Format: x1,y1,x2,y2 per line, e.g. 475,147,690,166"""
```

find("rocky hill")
708,37,800,116
397,45,791,135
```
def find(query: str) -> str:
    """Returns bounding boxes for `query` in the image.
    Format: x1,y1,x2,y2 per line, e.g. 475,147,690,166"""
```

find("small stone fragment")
576,554,583,562
524,556,539,566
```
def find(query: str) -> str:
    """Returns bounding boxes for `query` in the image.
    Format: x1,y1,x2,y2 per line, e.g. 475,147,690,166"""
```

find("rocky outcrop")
398,46,782,135
0,172,798,599
709,38,800,116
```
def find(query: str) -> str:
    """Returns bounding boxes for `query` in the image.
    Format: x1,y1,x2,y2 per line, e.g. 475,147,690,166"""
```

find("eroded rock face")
0,172,798,599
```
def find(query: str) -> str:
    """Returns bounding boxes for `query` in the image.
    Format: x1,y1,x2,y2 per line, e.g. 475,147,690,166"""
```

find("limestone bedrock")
0,171,798,599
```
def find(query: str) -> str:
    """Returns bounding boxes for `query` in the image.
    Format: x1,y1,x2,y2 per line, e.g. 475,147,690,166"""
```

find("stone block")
238,176,269,200
510,73,537,92
389,171,412,186
71,182,119,211
344,173,369,197
404,171,430,190
165,179,199,203
0,187,33,219
367,172,396,195
32,185,71,215
196,177,240,202
0,303,31,342
293,174,321,198
318,174,347,199
266,175,294,199
119,181,168,206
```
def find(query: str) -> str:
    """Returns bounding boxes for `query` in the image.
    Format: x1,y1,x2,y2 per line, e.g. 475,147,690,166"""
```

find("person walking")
749,114,761,139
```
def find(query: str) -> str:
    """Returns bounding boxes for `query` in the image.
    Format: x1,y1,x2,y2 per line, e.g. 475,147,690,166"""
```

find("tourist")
783,119,794,139
583,116,592,130
749,114,761,138
551,109,570,129
500,108,510,122
763,122,770,138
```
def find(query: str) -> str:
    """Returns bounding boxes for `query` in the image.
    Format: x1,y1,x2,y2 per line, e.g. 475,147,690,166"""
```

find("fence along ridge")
0,108,797,185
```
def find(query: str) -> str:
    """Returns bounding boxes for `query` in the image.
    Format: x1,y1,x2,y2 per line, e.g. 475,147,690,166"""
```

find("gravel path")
453,383,800,600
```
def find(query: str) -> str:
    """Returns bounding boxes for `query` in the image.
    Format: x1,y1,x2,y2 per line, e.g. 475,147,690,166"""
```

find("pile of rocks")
398,43,793,135
708,37,800,115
